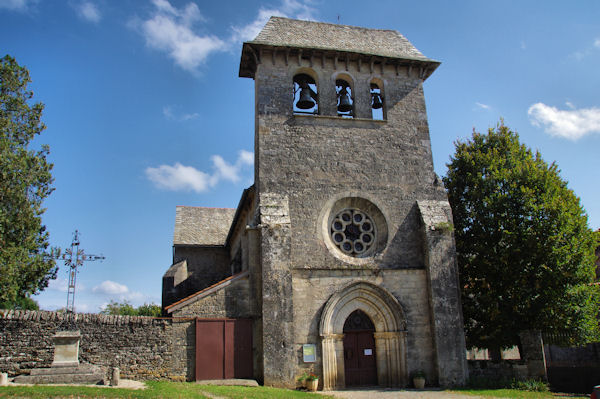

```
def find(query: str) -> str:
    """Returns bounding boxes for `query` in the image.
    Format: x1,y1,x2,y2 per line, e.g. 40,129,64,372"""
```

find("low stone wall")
0,310,195,381
468,359,528,381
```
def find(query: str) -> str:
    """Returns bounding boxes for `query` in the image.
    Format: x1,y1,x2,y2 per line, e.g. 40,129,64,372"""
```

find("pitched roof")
248,17,436,62
173,206,236,246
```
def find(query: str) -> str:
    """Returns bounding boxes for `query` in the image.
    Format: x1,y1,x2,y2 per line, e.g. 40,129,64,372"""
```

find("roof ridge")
266,16,400,34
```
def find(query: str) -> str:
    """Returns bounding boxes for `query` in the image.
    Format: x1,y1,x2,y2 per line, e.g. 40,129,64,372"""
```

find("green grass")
451,388,588,399
0,381,333,399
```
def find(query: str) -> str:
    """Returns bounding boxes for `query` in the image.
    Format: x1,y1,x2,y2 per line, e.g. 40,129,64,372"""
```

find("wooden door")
343,310,377,386
195,319,253,380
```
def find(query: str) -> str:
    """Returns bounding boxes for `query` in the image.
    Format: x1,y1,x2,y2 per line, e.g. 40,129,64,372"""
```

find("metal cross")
55,230,105,314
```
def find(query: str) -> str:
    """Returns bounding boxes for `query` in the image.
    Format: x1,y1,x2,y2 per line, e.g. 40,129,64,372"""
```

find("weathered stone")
51,330,81,368
111,367,120,386
0,310,192,381
160,16,468,389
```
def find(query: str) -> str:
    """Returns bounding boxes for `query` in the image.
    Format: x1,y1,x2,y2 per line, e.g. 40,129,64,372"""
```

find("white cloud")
0,0,29,11
146,162,212,192
230,0,316,43
48,277,69,292
93,280,129,295
146,150,254,193
528,102,600,140
132,0,225,74
238,149,254,166
569,37,600,61
475,102,491,110
162,105,199,121
75,1,101,23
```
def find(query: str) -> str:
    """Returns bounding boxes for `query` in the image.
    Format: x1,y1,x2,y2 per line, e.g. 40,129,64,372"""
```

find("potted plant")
298,372,319,391
412,370,426,389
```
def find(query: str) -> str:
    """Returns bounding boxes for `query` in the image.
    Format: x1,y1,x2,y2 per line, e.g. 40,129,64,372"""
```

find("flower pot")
413,376,425,389
306,379,319,391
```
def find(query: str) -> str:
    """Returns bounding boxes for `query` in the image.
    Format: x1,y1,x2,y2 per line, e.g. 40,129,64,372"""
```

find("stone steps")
13,364,104,385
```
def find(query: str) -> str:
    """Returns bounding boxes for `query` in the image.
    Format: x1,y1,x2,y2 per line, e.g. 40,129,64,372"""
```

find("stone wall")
292,268,434,379
252,51,468,387
0,310,195,381
170,277,255,318
468,360,528,381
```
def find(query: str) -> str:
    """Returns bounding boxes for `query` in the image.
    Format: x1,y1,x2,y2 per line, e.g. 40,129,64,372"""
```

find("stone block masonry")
0,310,194,381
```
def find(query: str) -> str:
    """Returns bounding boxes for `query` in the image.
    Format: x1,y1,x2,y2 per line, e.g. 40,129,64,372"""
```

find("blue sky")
1,0,599,312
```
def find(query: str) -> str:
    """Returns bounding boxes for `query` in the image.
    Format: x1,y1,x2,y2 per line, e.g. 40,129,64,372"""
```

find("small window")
336,79,353,118
293,73,318,114
370,83,384,120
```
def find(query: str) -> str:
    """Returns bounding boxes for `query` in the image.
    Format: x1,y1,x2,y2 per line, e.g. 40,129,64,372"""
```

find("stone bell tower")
239,17,467,389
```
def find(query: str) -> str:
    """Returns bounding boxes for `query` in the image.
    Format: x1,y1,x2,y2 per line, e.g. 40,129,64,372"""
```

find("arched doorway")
343,309,377,386
320,282,408,390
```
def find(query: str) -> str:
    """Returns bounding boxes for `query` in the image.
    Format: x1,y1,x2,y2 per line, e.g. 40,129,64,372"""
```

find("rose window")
330,208,376,256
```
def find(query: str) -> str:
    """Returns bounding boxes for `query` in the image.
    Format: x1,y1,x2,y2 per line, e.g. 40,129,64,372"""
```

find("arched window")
293,73,318,114
370,82,384,120
336,78,354,118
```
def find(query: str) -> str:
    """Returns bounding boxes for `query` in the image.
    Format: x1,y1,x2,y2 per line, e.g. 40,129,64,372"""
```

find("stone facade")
162,17,468,389
0,310,195,381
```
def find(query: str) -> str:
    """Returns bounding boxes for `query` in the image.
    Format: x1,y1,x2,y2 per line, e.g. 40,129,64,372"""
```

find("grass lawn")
452,389,589,399
1,382,591,399
0,381,333,399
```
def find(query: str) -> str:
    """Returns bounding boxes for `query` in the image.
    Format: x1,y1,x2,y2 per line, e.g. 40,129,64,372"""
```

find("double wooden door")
343,330,377,386
195,318,253,381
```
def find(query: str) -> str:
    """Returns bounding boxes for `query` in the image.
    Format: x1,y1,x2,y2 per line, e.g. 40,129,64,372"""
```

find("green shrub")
511,379,549,392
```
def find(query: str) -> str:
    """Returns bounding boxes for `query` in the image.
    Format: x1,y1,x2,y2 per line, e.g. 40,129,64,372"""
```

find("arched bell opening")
370,80,384,120
335,79,354,118
293,73,318,115
343,310,377,386
320,282,408,390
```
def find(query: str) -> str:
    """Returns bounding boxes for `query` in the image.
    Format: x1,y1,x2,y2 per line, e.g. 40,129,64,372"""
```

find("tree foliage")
443,122,599,351
0,55,56,307
100,300,162,317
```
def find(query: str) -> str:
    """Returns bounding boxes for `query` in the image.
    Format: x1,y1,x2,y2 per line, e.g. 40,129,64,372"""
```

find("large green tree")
0,55,56,307
444,122,599,352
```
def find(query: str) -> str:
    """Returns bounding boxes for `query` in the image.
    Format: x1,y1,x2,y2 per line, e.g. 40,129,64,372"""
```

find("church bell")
296,84,316,109
371,92,383,109
337,87,353,113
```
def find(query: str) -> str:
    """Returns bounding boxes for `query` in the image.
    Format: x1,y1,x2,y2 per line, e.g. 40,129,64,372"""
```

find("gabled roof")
250,17,434,62
173,206,236,246
240,17,439,78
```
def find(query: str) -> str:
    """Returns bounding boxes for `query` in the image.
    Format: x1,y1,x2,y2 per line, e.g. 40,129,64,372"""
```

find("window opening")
336,79,353,118
293,73,318,115
370,83,384,120
330,208,376,257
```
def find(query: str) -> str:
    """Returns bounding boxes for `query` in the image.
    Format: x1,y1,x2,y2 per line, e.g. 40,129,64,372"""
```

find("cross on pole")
56,230,105,314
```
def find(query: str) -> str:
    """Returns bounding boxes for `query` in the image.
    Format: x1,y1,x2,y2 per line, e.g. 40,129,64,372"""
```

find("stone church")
162,17,468,389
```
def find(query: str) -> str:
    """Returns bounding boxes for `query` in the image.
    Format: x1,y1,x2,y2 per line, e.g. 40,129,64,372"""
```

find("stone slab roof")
174,206,236,246
248,17,435,62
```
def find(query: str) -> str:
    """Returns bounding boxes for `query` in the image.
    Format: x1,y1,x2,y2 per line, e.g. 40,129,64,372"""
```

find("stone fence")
0,310,195,381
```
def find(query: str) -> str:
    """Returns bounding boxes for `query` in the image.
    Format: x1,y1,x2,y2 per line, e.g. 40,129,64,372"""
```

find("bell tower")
240,17,467,388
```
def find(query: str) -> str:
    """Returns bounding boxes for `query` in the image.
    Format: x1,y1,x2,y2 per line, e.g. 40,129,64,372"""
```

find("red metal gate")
195,318,253,380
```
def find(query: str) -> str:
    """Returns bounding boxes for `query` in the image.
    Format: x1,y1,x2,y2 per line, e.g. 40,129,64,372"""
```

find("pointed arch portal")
320,282,408,390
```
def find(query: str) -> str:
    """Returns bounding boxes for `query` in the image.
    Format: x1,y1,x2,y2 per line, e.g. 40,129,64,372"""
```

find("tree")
0,55,56,307
0,295,39,310
100,300,162,317
443,121,599,353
